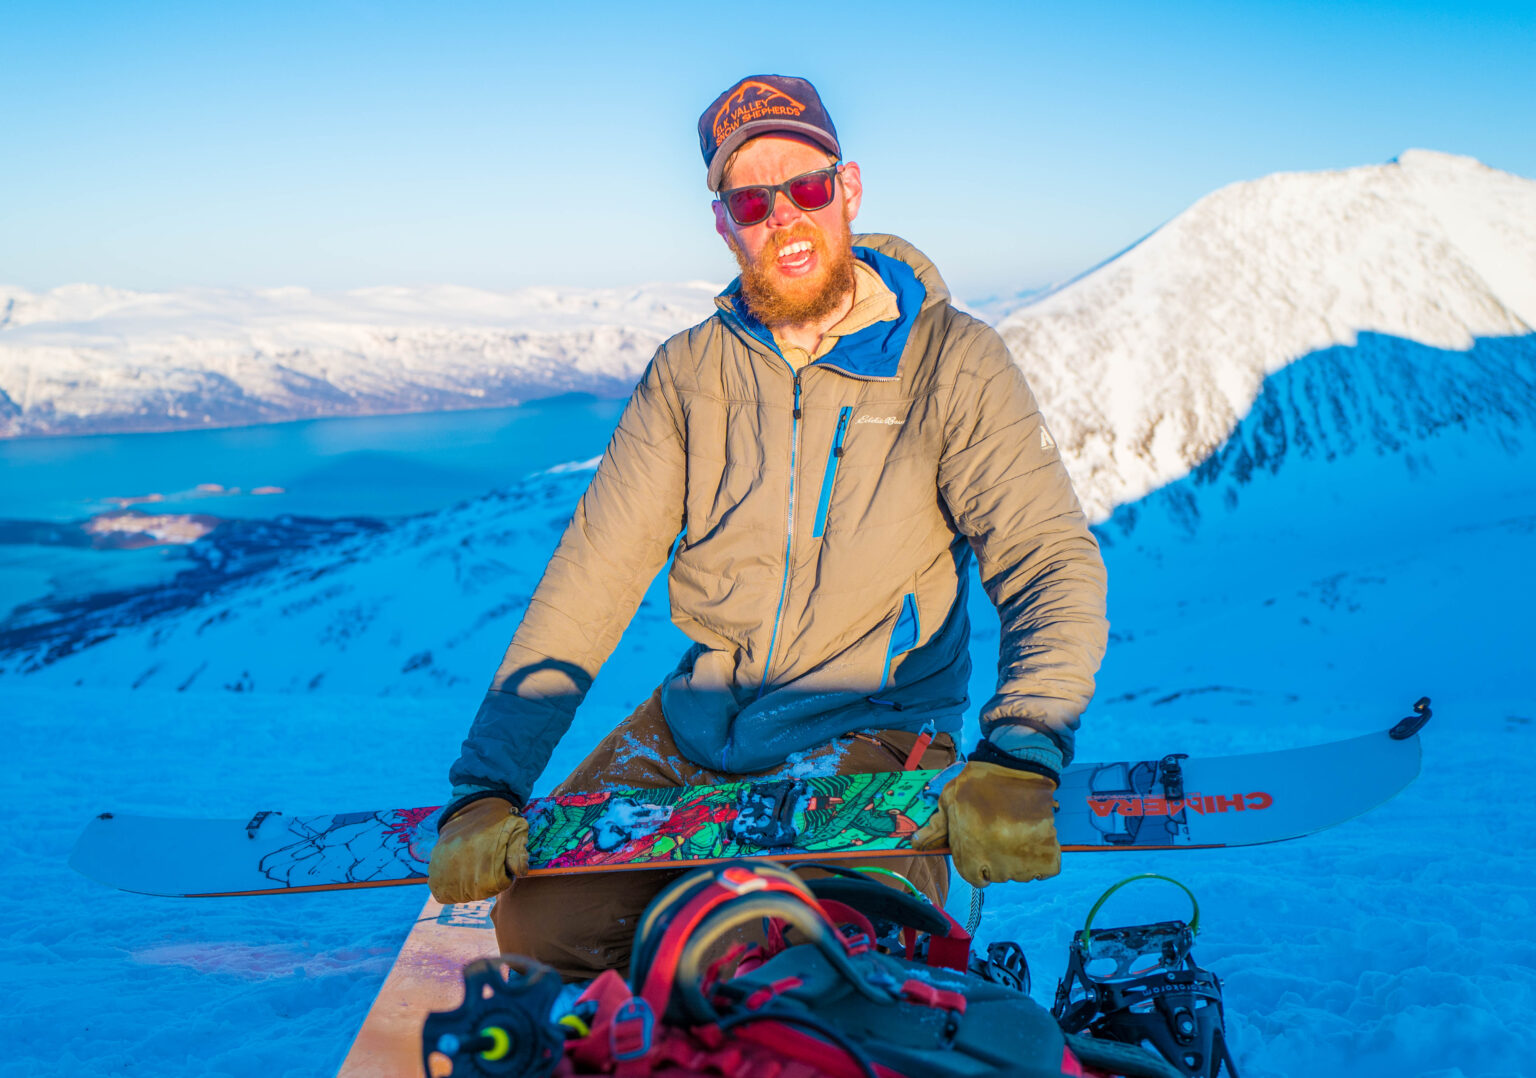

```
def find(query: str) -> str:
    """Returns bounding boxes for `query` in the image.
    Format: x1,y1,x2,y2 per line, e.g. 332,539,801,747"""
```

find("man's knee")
490,870,678,981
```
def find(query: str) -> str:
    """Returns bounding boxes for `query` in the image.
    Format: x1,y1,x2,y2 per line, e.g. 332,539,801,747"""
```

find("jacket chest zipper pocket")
811,406,853,539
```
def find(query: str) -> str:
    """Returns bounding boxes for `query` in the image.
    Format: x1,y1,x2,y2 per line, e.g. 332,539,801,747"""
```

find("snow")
999,150,1536,521
4,151,1536,1075
0,281,721,437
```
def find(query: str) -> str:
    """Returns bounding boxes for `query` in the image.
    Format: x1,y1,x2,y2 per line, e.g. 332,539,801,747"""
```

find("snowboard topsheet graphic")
71,713,1430,898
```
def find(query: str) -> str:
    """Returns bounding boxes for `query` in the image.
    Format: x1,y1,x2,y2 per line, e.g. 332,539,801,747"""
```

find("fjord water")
0,394,626,522
0,395,626,620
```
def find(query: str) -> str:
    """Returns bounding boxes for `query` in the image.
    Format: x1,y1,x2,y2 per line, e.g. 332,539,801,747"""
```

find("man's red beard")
730,211,857,328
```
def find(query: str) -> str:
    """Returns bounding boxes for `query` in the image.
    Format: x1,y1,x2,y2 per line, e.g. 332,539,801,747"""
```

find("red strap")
762,914,791,957
1061,1043,1091,1076
925,931,972,972
610,998,655,1059
564,970,635,1072
637,867,837,1015
817,898,878,953
727,1020,899,1078
743,975,806,1010
702,941,753,992
735,947,769,976
902,727,935,770
900,978,968,1014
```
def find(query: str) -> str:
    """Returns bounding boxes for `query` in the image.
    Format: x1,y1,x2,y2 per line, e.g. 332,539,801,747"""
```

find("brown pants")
491,690,957,979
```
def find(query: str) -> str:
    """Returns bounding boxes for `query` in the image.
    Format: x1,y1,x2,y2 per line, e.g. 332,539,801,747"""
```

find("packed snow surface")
3,150,1535,1076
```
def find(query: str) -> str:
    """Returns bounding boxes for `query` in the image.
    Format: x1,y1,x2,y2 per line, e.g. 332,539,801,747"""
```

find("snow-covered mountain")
8,151,1536,1078
0,467,624,697
4,150,1534,692
7,151,1532,527
1002,149,1536,520
0,281,720,437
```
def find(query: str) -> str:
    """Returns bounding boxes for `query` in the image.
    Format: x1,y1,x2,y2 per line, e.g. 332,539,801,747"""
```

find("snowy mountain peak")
1000,151,1536,518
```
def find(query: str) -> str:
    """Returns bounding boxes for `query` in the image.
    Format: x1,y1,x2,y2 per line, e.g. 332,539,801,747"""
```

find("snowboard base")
336,897,497,1077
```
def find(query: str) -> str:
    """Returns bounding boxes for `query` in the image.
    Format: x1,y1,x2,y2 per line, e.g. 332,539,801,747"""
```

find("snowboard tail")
335,897,496,1077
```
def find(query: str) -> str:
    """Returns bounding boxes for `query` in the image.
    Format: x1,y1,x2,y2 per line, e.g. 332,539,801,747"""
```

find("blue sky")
3,0,1532,302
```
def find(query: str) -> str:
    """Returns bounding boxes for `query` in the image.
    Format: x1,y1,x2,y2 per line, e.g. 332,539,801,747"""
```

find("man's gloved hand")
912,761,1060,888
428,797,530,905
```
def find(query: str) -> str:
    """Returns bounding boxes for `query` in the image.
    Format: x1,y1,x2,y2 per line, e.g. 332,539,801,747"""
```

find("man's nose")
764,189,803,229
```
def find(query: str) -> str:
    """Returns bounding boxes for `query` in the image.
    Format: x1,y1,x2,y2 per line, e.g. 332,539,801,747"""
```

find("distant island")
105,484,286,509
83,512,223,549
0,510,223,551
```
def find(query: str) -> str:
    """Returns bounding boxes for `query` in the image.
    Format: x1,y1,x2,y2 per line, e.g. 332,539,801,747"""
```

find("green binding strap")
1078,873,1201,948
849,865,924,897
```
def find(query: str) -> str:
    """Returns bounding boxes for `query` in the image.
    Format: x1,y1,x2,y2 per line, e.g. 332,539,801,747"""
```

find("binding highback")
628,860,896,1025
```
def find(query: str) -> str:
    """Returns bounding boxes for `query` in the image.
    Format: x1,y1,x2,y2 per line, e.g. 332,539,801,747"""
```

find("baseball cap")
698,74,841,191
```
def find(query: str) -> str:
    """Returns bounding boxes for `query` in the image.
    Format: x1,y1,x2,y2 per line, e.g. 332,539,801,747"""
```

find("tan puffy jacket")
450,234,1108,803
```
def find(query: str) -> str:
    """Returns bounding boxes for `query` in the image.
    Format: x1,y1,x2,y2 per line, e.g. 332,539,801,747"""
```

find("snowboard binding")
1053,874,1238,1078
420,955,567,1078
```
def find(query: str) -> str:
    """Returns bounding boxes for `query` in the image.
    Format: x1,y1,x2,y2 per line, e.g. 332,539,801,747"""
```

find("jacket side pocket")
880,591,921,688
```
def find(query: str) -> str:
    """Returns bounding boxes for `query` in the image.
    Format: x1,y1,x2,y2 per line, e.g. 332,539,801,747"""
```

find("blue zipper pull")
793,375,802,420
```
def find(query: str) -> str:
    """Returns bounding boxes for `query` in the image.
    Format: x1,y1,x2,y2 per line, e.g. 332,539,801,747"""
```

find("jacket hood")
844,233,952,307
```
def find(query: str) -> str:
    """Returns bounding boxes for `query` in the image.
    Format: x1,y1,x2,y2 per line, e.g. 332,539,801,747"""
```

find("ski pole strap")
1079,874,1201,946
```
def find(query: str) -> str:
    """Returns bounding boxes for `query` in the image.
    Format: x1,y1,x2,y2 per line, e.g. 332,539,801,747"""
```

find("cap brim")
708,122,842,190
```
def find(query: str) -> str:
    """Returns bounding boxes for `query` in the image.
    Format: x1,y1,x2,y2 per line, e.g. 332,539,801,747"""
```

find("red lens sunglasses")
719,165,842,227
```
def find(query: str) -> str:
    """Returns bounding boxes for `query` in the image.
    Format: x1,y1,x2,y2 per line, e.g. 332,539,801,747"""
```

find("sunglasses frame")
718,164,843,227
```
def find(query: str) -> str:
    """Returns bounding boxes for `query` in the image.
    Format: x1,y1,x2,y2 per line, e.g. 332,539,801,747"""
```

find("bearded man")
429,74,1109,979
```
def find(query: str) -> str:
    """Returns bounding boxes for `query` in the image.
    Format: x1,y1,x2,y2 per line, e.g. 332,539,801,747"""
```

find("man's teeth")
779,241,813,258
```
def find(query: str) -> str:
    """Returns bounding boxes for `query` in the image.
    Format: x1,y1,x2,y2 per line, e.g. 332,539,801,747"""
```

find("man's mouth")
776,239,816,275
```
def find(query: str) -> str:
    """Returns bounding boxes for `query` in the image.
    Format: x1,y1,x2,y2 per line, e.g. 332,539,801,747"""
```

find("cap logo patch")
712,80,807,144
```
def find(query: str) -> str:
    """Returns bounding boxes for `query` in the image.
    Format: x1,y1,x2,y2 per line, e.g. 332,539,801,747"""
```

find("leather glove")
912,761,1060,888
428,797,530,905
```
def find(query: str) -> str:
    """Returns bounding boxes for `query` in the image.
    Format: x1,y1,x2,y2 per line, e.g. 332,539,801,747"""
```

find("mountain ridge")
4,150,1536,688
999,149,1536,519
0,281,721,437
8,151,1534,449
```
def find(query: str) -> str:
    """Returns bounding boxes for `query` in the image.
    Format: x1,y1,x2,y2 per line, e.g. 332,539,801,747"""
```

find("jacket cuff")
970,738,1061,786
439,786,524,829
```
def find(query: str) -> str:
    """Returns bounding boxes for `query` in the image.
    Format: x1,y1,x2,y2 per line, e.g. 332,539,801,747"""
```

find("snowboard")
335,896,495,1078
72,706,1431,899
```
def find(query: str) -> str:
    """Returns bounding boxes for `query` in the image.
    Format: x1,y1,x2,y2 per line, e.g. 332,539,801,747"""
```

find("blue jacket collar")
719,246,928,381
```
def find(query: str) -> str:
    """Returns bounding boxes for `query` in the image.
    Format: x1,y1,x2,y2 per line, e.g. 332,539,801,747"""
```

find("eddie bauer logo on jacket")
856,414,905,426
712,81,807,142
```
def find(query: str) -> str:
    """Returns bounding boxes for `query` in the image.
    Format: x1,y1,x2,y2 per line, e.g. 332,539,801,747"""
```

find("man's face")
713,135,864,327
